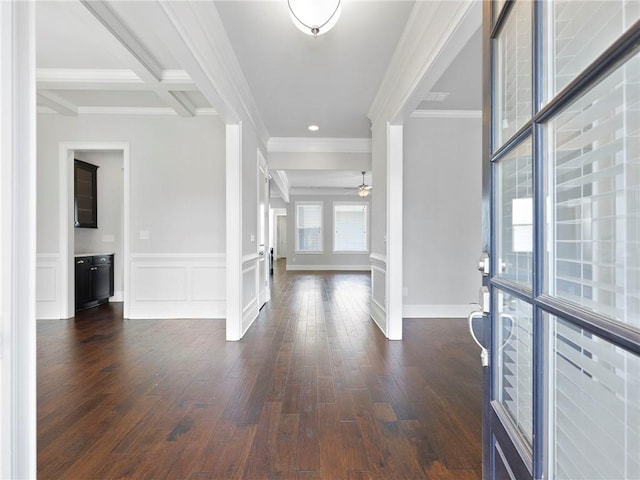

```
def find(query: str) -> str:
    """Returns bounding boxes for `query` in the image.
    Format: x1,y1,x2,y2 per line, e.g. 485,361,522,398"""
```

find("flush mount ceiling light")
288,0,342,38
357,171,372,198
308,124,319,131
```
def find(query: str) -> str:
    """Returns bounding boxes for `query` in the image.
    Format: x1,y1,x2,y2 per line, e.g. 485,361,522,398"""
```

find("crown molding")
270,170,290,204
38,106,217,116
289,187,364,197
268,137,372,154
158,1,270,146
410,109,481,119
368,1,480,126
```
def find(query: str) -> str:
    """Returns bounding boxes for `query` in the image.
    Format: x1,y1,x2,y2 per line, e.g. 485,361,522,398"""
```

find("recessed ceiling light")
308,125,319,132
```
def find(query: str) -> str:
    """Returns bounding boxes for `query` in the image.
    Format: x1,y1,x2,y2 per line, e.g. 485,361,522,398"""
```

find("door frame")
275,212,287,259
483,1,640,479
58,142,130,319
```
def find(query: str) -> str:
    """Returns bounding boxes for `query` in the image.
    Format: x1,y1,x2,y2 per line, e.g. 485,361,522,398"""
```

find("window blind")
549,0,639,99
498,293,533,445
334,204,367,252
296,203,322,252
545,51,640,330
551,316,640,480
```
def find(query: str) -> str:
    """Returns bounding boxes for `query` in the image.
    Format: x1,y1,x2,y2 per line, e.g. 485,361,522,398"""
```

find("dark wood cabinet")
75,254,114,312
74,160,98,228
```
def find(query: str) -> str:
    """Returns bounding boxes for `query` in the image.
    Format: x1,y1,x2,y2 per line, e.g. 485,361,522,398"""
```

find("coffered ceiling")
35,0,481,193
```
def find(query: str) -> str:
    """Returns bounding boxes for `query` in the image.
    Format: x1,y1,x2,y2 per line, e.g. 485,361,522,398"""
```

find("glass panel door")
545,51,640,328
493,0,532,150
483,0,640,478
548,314,640,479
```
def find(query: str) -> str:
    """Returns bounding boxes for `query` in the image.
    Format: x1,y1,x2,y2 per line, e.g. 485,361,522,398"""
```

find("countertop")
74,253,115,258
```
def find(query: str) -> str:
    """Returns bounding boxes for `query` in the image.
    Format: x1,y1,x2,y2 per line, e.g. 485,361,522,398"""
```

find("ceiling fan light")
357,171,371,197
288,0,341,37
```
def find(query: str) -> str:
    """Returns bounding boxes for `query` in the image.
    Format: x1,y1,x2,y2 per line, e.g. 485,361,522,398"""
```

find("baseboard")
370,299,386,335
126,301,226,319
286,264,371,271
110,290,124,302
403,304,474,319
242,308,259,337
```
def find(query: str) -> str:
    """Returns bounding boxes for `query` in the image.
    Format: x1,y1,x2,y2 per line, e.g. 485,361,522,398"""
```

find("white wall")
74,151,124,299
403,116,482,318
285,194,371,271
36,113,227,319
270,196,287,209
242,127,259,257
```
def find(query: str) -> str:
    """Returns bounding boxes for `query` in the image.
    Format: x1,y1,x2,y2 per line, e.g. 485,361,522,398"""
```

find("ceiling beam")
36,68,197,92
36,91,77,116
368,1,481,127
270,170,290,204
80,1,195,117
268,137,372,154
268,152,372,172
157,1,270,143
80,0,162,82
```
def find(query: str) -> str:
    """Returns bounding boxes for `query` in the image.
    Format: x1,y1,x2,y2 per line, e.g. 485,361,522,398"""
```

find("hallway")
37,261,482,479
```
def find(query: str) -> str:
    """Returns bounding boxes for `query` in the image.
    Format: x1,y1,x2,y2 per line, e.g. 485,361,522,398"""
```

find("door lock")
477,252,490,276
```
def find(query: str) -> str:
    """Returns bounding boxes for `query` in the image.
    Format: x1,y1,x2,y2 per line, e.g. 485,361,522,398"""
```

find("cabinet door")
74,160,98,228
75,258,92,308
92,264,112,301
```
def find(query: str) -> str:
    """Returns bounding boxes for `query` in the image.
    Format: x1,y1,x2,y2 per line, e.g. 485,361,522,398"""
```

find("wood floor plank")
37,261,481,479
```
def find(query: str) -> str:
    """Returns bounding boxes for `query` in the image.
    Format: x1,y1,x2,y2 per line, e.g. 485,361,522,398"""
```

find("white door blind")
334,204,367,252
551,316,640,480
296,203,322,252
545,51,640,329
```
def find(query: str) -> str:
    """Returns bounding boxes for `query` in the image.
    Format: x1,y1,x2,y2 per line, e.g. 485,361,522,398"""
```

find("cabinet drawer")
95,255,112,265
76,256,92,266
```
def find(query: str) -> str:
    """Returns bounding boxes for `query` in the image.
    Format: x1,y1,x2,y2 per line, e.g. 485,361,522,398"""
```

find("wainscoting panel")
370,253,387,334
242,254,259,334
129,253,225,319
191,266,226,302
133,266,187,302
37,254,60,319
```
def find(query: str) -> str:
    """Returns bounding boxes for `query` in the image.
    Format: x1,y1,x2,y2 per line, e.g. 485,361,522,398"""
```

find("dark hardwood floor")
37,259,482,479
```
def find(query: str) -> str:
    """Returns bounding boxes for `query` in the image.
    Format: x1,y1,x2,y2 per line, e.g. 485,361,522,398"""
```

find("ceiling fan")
357,171,372,197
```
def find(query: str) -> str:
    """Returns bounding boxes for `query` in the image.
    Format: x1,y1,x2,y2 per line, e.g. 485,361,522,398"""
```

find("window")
295,202,322,253
333,203,368,252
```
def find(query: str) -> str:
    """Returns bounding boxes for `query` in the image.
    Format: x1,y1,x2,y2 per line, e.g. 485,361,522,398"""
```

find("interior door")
277,215,287,259
258,159,270,308
480,1,640,479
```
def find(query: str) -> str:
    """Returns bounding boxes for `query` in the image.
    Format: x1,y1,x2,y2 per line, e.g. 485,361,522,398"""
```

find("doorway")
276,214,287,260
58,142,130,319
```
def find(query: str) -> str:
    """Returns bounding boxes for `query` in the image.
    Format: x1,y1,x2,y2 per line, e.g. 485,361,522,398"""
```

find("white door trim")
0,2,37,478
386,123,403,340
58,142,131,318
225,123,243,341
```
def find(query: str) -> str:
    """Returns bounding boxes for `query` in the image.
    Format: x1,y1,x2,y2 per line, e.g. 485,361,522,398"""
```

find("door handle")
468,310,489,367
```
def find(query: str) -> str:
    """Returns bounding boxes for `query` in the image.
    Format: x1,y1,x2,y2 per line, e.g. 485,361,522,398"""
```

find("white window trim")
295,201,323,254
332,201,369,254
